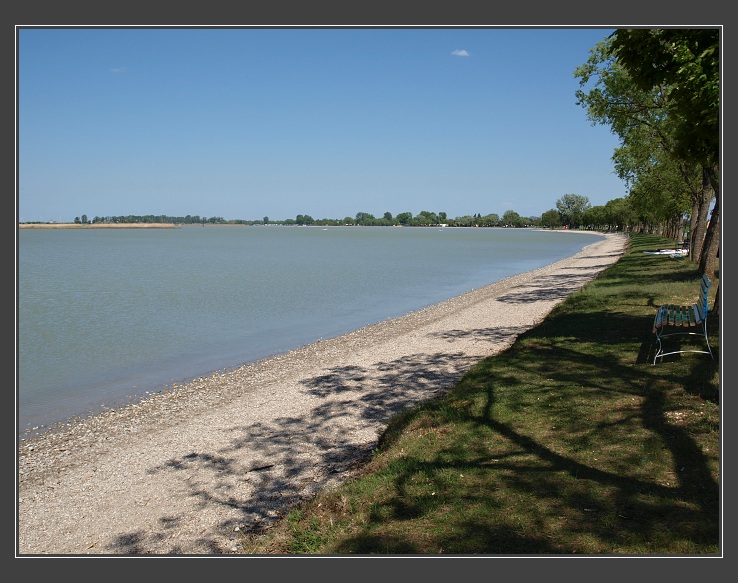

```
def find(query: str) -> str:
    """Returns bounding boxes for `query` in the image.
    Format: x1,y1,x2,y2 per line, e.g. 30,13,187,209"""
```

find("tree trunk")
699,183,720,280
690,167,714,261
702,210,719,277
689,198,700,247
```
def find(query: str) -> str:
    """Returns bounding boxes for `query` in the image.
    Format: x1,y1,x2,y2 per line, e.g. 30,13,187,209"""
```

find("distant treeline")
23,193,632,231
75,214,231,226
60,210,548,228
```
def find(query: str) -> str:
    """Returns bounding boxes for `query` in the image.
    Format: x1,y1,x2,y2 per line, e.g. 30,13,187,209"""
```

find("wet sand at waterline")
17,232,628,555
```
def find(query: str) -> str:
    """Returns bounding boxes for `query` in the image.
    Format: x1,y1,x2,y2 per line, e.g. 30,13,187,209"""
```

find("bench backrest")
696,273,712,321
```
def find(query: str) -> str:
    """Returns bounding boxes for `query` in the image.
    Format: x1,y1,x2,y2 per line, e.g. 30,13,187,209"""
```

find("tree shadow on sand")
113,349,482,553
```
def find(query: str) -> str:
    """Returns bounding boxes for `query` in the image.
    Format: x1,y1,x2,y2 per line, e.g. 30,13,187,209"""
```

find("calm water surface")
17,226,602,436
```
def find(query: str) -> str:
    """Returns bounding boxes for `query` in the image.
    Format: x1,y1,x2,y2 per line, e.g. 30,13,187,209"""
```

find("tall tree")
608,28,720,276
613,140,697,239
502,210,523,228
555,194,591,228
541,209,561,229
609,29,719,169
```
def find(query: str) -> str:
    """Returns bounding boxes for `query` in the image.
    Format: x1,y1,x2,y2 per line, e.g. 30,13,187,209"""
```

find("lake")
17,225,602,436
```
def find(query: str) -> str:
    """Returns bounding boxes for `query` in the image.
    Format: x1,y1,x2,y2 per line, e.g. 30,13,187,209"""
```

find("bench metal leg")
653,324,713,365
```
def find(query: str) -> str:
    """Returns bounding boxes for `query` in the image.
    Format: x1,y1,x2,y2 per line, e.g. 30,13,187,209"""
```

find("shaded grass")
240,233,720,556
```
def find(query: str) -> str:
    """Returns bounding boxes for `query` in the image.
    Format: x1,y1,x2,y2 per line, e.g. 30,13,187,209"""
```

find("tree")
453,215,476,227
541,209,561,229
575,33,716,261
581,206,607,230
555,194,591,228
479,213,500,227
396,212,413,226
609,29,719,170
603,197,636,232
415,211,438,226
355,212,376,226
502,210,522,228
614,142,696,238
606,29,720,276
295,214,314,225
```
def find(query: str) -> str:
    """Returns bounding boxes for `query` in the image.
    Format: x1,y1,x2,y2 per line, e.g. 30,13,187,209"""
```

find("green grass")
240,233,720,556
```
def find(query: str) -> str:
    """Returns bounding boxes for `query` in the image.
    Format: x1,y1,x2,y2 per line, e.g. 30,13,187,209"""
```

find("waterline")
17,226,603,436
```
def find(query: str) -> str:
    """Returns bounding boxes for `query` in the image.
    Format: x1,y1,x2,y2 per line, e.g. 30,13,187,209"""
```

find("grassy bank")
241,233,720,556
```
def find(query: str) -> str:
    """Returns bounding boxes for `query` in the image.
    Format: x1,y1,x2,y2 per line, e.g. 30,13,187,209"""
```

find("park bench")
652,273,714,365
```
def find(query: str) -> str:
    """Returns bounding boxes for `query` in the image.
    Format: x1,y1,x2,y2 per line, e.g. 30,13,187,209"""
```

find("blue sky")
17,26,629,223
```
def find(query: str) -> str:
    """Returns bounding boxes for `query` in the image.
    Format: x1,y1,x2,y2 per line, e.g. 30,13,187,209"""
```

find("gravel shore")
17,232,628,555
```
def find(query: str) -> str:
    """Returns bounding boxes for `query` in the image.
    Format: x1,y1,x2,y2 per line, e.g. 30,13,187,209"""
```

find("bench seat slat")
687,305,698,326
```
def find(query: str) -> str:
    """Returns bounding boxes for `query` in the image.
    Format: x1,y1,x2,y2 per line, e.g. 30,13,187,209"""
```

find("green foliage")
540,209,561,229
501,209,522,227
609,29,719,168
395,212,413,225
295,214,314,225
415,210,439,226
355,211,376,225
479,213,500,227
573,28,719,270
556,194,591,228
603,197,636,230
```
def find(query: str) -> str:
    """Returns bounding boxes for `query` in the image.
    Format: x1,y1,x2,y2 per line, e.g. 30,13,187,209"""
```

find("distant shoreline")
18,222,179,229
18,223,599,232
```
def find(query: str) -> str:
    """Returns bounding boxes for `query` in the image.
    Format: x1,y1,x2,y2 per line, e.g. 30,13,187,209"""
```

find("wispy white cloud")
451,49,470,57
110,67,127,73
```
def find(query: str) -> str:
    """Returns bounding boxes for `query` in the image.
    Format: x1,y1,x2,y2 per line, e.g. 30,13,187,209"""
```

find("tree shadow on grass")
331,343,719,555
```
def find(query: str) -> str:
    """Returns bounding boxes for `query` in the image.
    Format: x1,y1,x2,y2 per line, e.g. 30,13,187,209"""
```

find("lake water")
17,225,602,437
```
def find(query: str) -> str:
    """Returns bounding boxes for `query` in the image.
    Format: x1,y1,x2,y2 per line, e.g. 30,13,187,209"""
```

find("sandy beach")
17,232,628,555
